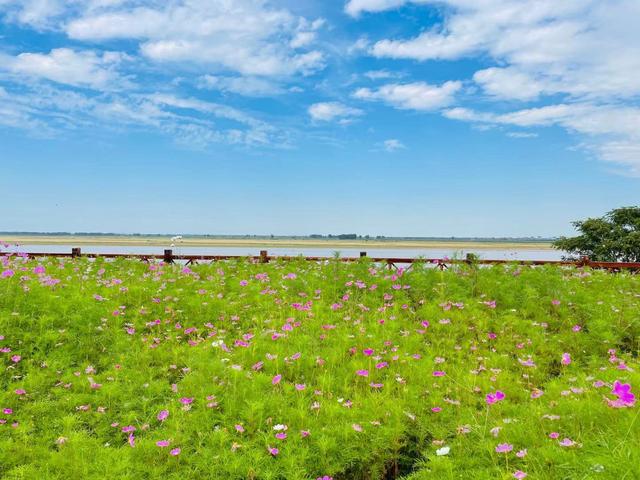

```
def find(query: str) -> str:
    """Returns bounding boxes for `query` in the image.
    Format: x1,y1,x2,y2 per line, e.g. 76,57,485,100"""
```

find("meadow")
0,255,638,479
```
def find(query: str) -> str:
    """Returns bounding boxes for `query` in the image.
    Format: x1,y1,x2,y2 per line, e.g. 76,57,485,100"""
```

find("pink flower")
513,471,527,479
530,389,544,399
14,389,26,395
352,424,363,432
239,280,248,286
272,374,282,385
551,299,561,306
268,446,279,456
128,433,135,447
356,370,369,377
486,390,505,405
431,407,442,413
363,348,374,356
122,425,136,433
156,440,170,447
275,432,287,440
432,371,445,377
3,408,12,415
561,353,571,365
10,355,20,363
157,410,169,422
608,381,636,408
179,397,193,405
572,325,582,332
1,270,14,278
548,432,560,439
170,448,181,456
516,449,527,458
235,424,245,433
375,362,388,369
495,443,513,453
559,438,576,447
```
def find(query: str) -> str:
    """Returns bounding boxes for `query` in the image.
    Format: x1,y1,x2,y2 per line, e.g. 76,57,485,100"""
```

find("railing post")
360,251,367,258
71,247,81,258
579,256,590,268
260,250,268,263
164,249,174,264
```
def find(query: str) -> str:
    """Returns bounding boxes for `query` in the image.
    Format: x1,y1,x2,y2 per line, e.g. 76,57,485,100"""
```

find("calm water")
2,244,565,261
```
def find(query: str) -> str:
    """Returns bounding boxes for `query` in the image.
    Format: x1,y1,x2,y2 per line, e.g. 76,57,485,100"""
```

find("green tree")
553,206,640,262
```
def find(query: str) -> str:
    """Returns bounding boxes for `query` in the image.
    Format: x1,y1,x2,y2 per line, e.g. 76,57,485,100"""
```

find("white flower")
435,446,450,456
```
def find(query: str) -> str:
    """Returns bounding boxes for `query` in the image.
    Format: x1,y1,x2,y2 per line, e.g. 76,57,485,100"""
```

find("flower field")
0,256,638,479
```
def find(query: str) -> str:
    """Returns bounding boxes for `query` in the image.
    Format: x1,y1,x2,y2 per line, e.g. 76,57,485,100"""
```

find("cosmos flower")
486,391,505,405
608,381,636,408
157,410,169,422
495,443,513,453
561,353,571,365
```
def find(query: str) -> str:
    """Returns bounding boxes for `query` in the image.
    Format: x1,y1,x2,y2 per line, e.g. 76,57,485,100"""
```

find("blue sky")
1,0,639,237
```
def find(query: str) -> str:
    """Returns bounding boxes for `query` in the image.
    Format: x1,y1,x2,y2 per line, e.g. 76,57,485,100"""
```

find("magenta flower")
235,424,245,433
513,471,527,479
179,397,193,405
157,410,169,422
128,433,135,447
268,446,279,456
516,449,527,458
608,381,636,408
295,383,306,391
561,353,571,365
275,432,287,440
486,390,505,405
122,425,136,433
10,355,21,363
548,432,559,439
363,348,374,356
14,389,26,395
356,369,369,377
432,371,445,377
156,440,170,447
495,443,513,453
170,447,181,456
3,408,12,415
559,438,576,447
272,374,282,385
1,270,14,278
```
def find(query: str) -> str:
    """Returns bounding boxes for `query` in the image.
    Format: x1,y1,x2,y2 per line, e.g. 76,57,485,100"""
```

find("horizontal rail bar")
2,249,640,270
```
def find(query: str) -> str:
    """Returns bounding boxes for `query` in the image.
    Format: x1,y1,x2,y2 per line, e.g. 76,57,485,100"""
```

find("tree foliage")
553,206,640,262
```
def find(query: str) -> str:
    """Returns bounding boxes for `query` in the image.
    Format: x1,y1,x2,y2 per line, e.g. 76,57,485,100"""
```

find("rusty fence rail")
2,248,640,271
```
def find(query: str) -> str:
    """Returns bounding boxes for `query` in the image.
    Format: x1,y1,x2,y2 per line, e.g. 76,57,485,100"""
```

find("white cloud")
364,69,403,80
506,132,538,139
197,75,282,97
367,1,640,102
444,103,640,175
65,0,325,77
345,0,422,17
360,0,640,175
354,81,461,111
0,0,64,29
308,102,363,122
0,82,284,148
0,48,129,90
383,139,406,151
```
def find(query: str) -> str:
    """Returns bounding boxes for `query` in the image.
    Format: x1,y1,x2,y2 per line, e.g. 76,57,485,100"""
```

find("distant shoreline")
1,234,555,250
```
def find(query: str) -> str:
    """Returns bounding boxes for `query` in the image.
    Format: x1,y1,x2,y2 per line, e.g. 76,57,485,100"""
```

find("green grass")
0,257,638,479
